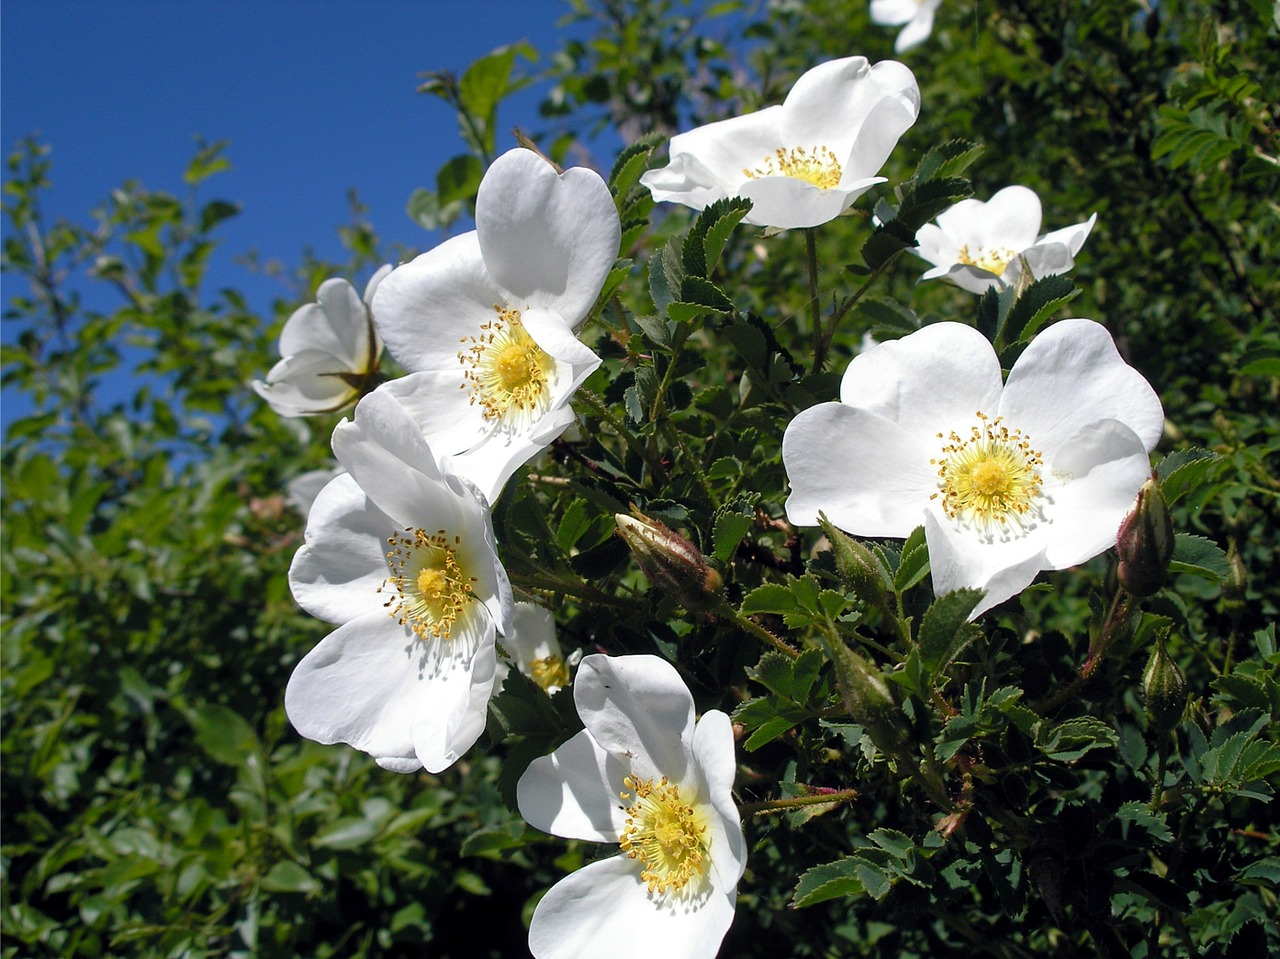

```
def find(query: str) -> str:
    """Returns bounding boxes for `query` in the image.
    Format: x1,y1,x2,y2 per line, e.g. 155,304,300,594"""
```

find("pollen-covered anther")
931,411,1045,535
743,145,843,189
529,655,570,691
377,528,476,640
957,243,1018,275
457,305,555,426
618,775,710,897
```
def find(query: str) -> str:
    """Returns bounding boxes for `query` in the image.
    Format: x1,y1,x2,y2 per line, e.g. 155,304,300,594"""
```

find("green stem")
817,249,905,366
509,569,645,613
805,228,824,374
738,788,858,816
575,388,668,482
1150,735,1170,813
721,603,800,659
1034,590,1132,712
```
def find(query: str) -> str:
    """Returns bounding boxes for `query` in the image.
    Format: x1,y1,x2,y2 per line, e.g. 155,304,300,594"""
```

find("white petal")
975,186,1043,251
895,2,939,52
782,403,936,535
371,232,505,374
913,222,956,269
574,654,695,784
362,263,394,307
378,370,494,457
921,263,1003,294
784,59,919,162
1038,212,1097,256
253,350,359,415
839,322,1003,434
870,0,921,27
691,711,746,889
285,466,345,519
375,755,422,773
924,510,1049,618
1041,419,1152,569
737,176,867,229
646,106,788,200
1018,240,1077,281
840,94,920,186
279,278,368,366
410,630,498,773
285,610,437,761
476,149,621,328
443,404,576,506
528,855,737,959
504,602,561,668
1000,318,1164,455
288,473,393,624
517,727,630,842
522,307,603,398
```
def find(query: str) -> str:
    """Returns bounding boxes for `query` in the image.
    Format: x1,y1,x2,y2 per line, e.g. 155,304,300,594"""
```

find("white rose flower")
284,466,346,519
284,389,513,774
253,266,391,416
517,654,746,959
915,186,1097,293
371,148,620,505
870,0,942,53
783,320,1163,617
639,56,920,230
494,602,581,695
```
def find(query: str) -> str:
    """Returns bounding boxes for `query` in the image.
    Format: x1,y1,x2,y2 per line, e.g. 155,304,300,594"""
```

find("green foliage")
5,1,1280,957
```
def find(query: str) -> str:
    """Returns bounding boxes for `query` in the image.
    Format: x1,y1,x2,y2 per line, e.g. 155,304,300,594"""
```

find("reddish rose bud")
615,511,723,611
1116,474,1175,597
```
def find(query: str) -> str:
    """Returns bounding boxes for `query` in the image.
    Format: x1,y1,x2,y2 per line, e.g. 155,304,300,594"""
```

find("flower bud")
1142,635,1187,733
825,639,912,760
615,512,723,611
1115,474,1175,597
817,512,892,615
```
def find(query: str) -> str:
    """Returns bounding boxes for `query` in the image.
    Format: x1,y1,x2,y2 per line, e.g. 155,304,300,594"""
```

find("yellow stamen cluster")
956,243,1018,275
528,655,570,691
378,528,476,640
618,775,710,897
743,145,843,189
458,306,555,426
931,412,1045,536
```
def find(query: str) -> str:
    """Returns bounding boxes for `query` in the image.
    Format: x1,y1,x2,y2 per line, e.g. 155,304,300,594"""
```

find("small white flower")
253,266,391,416
870,0,942,53
783,320,1163,617
371,148,620,505
284,389,513,774
640,56,920,230
517,654,746,959
915,186,1097,294
495,602,581,695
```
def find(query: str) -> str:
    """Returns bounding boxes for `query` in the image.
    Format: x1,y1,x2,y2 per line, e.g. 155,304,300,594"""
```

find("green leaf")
1168,533,1230,582
1155,448,1222,505
918,589,984,672
437,154,484,205
1039,715,1118,762
187,704,259,766
1115,800,1173,843
893,525,930,593
609,133,661,198
792,858,865,907
894,177,973,232
861,220,917,271
458,43,533,124
914,139,984,181
313,816,381,850
678,275,734,312
998,275,1080,346
711,507,754,563
260,861,319,894
701,196,753,276
632,313,673,351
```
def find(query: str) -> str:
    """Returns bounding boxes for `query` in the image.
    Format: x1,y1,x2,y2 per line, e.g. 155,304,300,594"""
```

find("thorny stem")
738,788,858,816
509,568,646,614
805,228,824,373
1150,734,1170,813
1034,590,1132,712
721,602,800,659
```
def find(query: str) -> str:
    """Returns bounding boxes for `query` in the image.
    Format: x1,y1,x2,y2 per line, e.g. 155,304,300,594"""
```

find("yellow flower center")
379,528,476,640
458,306,555,427
618,775,711,898
956,243,1018,275
931,412,1045,536
529,655,570,691
743,145,843,189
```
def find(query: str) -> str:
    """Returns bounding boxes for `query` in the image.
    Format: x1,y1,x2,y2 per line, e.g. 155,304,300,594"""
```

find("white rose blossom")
639,56,920,230
371,147,621,505
915,185,1097,294
284,389,513,774
783,320,1163,617
517,654,746,959
495,602,581,695
253,265,391,416
870,0,943,53
285,466,346,519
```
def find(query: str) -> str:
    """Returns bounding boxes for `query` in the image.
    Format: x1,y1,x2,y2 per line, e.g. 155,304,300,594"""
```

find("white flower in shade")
495,602,581,695
783,320,1163,617
285,466,346,519
915,186,1097,294
371,148,620,505
870,0,942,53
639,56,920,230
253,266,391,416
517,654,746,959
284,389,513,774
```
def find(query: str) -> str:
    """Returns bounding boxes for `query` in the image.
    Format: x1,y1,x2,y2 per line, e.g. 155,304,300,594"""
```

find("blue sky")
2,0,600,427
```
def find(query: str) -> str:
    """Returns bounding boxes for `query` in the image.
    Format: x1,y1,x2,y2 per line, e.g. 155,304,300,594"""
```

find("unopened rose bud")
615,511,723,611
1142,635,1187,733
818,512,892,615
825,638,911,760
1116,474,1175,597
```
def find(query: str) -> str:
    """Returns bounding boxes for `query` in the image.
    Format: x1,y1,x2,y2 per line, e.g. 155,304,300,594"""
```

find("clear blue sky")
1,0,602,428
